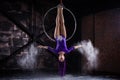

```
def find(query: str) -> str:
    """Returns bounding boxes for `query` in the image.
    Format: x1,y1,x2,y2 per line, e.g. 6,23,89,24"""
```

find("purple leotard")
48,35,74,54
47,35,74,76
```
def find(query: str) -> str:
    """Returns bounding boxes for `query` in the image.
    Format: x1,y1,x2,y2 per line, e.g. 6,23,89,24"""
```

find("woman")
38,4,82,76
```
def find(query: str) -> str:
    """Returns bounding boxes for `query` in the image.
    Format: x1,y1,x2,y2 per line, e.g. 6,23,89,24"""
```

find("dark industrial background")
0,0,120,76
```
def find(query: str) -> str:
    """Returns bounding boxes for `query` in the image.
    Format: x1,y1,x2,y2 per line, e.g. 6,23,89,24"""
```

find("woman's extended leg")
54,6,60,39
54,5,67,39
59,5,67,38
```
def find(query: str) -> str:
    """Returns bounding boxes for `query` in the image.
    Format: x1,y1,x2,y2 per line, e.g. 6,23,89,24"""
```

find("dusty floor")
0,70,119,80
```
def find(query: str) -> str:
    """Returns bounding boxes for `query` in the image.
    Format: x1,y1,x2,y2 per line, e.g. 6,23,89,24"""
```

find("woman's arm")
73,45,82,49
37,45,56,54
37,45,48,49
67,45,82,53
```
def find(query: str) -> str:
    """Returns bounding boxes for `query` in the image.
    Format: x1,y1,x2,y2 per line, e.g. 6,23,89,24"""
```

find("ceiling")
35,0,120,16
1,0,119,16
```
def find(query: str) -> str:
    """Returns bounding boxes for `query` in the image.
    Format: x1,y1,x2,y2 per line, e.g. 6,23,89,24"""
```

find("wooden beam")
0,40,33,67
0,9,32,38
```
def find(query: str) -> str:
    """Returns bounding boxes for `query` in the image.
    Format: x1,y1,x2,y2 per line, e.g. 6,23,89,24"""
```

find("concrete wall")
81,8,120,74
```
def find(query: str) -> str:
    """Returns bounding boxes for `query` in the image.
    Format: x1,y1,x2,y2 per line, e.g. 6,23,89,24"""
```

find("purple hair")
58,60,66,76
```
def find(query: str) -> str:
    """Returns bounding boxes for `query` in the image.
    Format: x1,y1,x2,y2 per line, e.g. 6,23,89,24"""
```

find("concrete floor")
0,70,119,80
0,75,119,80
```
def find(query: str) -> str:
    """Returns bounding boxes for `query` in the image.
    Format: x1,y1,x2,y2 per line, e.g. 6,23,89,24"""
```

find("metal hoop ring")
43,5,77,42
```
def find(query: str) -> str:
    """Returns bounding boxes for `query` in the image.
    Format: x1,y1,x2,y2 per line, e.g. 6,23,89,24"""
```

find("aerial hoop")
43,5,77,42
